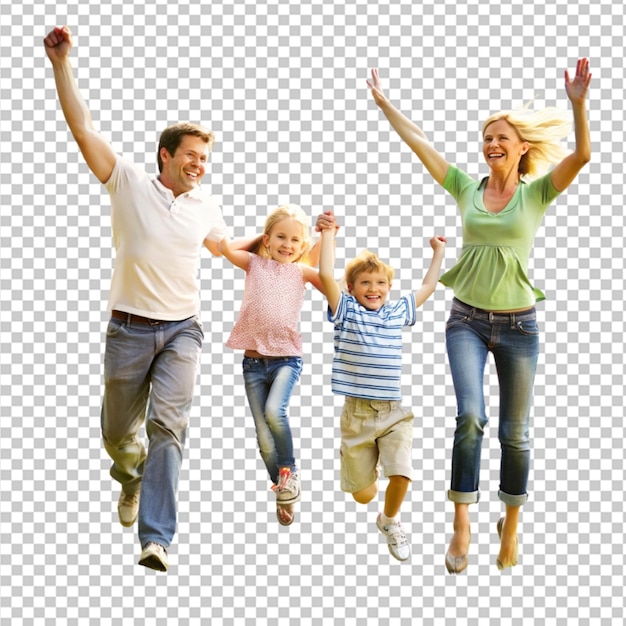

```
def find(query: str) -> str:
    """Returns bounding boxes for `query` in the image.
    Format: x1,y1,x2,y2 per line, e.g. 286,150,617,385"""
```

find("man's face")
159,134,210,196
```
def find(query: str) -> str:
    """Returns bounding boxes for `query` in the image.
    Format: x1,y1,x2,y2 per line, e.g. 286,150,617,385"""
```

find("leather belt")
111,310,167,325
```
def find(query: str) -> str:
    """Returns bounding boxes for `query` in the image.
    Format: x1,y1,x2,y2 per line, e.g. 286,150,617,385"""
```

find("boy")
318,213,445,561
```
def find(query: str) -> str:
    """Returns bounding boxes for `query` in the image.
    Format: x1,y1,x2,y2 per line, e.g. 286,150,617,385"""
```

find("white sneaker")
376,514,411,561
117,491,139,527
138,542,169,572
275,467,301,505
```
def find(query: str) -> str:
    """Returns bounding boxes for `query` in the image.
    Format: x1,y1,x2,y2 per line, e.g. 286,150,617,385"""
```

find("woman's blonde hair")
345,250,395,289
254,204,313,265
482,106,571,179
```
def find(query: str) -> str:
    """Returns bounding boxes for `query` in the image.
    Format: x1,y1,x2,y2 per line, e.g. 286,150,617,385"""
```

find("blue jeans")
242,356,303,485
101,314,204,548
445,299,539,507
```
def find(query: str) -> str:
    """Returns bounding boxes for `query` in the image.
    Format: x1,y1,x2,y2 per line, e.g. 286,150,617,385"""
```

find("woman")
367,59,591,572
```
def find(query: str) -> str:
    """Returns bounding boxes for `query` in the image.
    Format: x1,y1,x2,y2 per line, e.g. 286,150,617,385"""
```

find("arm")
367,69,450,187
301,265,325,295
44,27,116,184
307,236,322,267
318,228,342,316
218,236,251,271
412,236,447,308
205,233,261,257
550,58,592,192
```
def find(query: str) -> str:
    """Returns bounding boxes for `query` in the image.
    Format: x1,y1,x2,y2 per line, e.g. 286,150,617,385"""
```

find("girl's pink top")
226,254,306,356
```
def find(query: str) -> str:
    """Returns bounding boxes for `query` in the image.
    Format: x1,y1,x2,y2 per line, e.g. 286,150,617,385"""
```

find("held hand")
366,68,389,108
564,58,591,106
43,26,73,64
315,210,339,233
430,236,447,251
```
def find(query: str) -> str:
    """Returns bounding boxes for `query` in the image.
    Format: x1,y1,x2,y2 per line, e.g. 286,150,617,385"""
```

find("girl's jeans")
242,356,303,485
101,314,203,548
445,299,539,507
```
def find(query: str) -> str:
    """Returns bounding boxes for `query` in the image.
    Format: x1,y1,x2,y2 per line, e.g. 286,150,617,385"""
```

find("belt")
111,310,168,325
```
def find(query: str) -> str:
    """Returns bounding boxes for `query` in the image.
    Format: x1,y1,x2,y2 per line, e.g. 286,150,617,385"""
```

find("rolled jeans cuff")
447,489,480,504
498,489,528,507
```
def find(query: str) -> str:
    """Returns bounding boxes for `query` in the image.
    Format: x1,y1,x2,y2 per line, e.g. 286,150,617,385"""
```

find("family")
44,26,591,572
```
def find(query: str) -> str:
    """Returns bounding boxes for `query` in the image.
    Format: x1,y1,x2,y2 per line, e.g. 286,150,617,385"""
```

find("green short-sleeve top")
440,165,561,311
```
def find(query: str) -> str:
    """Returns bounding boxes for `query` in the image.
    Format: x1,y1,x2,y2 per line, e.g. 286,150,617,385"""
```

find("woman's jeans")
445,299,539,507
101,314,204,549
242,356,303,485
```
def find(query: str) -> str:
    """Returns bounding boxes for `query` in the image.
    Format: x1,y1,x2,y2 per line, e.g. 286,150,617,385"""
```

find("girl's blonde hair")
345,250,395,289
482,106,571,180
254,204,313,265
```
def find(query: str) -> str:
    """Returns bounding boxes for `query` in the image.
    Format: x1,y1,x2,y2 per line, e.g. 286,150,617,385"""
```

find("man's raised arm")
44,26,116,184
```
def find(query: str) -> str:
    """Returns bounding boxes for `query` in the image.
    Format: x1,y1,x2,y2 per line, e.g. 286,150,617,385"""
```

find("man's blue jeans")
101,314,203,548
242,356,303,485
445,299,539,507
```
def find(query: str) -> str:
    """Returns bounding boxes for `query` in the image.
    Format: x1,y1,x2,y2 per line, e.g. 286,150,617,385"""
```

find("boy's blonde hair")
254,204,313,265
482,106,571,180
345,250,395,289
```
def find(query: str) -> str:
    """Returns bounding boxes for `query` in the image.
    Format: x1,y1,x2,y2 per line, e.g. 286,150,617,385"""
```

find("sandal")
276,503,295,526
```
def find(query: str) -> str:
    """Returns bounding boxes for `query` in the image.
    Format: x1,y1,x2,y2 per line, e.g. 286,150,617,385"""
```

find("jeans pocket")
106,319,126,337
516,320,539,335
445,313,469,330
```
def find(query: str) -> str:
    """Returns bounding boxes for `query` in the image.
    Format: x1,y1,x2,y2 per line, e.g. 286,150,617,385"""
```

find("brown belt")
111,310,168,325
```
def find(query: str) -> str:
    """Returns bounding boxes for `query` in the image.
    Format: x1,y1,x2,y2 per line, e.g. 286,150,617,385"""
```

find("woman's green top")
440,165,561,311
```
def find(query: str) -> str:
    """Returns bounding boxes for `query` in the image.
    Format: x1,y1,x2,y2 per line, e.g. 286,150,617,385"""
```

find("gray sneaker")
376,514,411,562
138,542,169,572
118,491,139,527
275,467,301,505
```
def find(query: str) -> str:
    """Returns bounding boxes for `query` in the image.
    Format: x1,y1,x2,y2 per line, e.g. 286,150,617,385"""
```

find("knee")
499,422,529,450
146,414,188,443
352,483,378,504
456,409,488,435
264,406,288,428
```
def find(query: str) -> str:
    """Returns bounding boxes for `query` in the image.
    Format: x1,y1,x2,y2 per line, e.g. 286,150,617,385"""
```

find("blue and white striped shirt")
328,292,417,400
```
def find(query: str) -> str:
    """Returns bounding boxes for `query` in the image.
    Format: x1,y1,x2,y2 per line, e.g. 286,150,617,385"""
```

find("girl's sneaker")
275,467,301,505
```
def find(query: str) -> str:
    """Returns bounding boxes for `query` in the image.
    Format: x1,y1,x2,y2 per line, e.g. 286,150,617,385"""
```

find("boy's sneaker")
275,467,301,505
118,491,140,527
138,542,169,572
376,514,411,562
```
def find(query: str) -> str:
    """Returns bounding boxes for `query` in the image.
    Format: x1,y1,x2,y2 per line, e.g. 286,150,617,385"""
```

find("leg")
492,320,539,504
339,397,380,497
138,317,203,549
101,318,153,495
243,358,277,483
352,482,378,504
383,476,410,518
263,357,303,472
445,318,490,561
492,315,539,567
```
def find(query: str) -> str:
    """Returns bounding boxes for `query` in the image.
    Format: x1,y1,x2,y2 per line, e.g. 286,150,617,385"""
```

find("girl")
219,205,325,525
367,59,591,572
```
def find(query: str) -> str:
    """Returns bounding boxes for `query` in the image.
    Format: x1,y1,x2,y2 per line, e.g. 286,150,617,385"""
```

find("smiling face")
482,119,529,173
348,270,391,311
159,134,210,196
262,218,307,264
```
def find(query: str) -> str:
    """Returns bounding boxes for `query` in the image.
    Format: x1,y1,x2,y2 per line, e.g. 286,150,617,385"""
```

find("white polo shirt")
105,156,226,320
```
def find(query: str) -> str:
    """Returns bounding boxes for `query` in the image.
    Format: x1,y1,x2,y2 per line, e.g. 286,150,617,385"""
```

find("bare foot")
447,524,471,558
496,517,518,569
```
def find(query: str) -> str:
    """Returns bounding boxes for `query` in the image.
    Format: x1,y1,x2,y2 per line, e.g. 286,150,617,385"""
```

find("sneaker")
138,542,169,572
118,491,140,527
275,467,301,505
376,514,411,562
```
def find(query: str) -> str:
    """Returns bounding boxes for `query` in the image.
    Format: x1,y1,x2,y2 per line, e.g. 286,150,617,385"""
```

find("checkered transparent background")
1,0,624,624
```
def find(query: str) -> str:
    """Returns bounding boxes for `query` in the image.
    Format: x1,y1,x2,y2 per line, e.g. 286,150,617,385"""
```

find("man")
44,26,227,571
